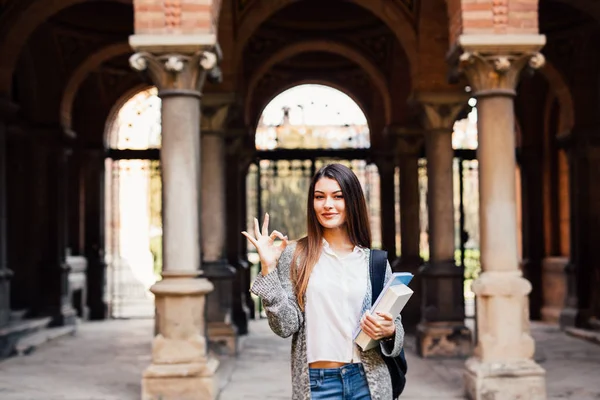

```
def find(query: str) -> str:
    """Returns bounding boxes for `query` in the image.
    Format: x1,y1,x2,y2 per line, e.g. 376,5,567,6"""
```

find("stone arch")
103,83,152,149
249,79,375,136
61,42,133,136
539,61,575,136
233,0,417,73
0,0,130,95
245,40,391,126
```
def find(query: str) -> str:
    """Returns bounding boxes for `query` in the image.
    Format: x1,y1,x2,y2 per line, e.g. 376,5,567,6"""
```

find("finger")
365,314,382,327
376,312,394,321
362,317,380,332
241,231,258,247
279,235,289,251
271,230,285,240
254,218,261,238
262,213,269,236
360,323,379,340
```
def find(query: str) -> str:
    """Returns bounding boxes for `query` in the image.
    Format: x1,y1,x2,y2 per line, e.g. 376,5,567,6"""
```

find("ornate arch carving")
233,0,417,73
245,39,391,126
0,0,130,95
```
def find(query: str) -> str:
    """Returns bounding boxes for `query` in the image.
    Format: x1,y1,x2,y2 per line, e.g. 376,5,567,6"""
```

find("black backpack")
369,249,408,399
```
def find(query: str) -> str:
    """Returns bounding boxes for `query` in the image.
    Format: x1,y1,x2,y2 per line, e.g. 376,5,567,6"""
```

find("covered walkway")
0,319,598,400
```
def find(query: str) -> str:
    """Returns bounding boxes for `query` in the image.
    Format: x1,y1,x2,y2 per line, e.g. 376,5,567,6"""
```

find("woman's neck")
322,228,353,253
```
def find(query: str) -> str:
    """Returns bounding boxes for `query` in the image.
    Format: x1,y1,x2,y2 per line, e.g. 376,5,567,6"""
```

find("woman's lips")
322,213,338,217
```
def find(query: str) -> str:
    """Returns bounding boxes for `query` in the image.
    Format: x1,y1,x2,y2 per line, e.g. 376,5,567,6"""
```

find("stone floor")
0,318,599,399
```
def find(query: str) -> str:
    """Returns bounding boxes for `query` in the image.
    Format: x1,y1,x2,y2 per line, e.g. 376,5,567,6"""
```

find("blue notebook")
370,272,413,313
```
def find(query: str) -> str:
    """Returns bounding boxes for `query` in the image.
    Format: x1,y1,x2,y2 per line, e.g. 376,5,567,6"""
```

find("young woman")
243,163,404,400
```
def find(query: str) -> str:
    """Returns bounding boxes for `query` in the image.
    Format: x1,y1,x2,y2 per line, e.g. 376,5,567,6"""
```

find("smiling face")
313,177,347,231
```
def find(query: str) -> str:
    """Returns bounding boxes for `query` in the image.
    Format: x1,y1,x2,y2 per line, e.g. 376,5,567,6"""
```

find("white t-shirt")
305,239,368,364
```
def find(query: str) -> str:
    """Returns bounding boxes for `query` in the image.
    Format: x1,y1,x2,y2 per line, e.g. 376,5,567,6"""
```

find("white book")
353,273,414,351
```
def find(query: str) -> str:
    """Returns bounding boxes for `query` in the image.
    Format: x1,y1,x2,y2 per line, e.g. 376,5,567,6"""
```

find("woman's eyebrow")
314,190,342,194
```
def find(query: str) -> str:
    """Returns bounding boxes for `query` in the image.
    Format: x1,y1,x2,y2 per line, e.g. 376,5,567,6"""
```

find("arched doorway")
104,87,162,319
246,84,381,316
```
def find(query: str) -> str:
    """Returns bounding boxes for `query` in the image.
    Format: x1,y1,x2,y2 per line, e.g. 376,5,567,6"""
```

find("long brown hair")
291,163,372,311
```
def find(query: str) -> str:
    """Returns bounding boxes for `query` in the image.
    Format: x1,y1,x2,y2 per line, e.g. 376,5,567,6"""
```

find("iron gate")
246,151,381,317
105,157,162,319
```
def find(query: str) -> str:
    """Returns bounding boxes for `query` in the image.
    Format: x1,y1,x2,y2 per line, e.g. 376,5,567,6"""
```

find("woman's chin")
319,220,344,230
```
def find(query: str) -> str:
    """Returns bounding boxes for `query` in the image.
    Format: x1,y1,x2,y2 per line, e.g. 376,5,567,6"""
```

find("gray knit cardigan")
250,242,405,400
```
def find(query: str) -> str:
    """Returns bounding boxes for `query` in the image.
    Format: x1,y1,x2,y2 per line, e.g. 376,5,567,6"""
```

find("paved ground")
0,318,599,399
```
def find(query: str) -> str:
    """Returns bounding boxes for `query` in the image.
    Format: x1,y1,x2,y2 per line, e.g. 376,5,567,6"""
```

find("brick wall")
133,0,221,35
448,0,539,45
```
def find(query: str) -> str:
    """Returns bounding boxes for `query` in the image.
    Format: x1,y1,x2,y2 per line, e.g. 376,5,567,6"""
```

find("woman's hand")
360,311,395,341
242,213,288,276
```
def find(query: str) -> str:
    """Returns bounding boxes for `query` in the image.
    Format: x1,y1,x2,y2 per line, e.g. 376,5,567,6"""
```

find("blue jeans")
309,363,372,400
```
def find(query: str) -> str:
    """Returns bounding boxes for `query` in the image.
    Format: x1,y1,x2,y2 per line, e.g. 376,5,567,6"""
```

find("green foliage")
149,235,162,278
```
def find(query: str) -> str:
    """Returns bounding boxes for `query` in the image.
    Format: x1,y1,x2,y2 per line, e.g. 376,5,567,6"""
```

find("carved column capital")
413,92,468,132
398,133,425,156
458,52,545,97
129,49,221,97
201,104,230,134
385,126,424,156
451,34,546,97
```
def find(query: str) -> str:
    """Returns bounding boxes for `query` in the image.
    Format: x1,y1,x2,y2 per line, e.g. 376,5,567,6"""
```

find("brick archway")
244,39,392,126
60,42,133,136
233,0,417,73
0,0,130,96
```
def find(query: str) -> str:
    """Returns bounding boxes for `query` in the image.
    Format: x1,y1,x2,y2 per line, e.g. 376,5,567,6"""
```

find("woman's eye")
335,195,343,199
315,196,324,200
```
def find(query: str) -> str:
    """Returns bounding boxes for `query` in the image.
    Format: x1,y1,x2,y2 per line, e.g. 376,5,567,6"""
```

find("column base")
145,272,217,399
142,358,219,400
230,259,250,335
208,321,238,356
203,260,238,354
559,306,586,329
0,268,14,327
45,304,78,327
464,357,546,400
416,322,472,358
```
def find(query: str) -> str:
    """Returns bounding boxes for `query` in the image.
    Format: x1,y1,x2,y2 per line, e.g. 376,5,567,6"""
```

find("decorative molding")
129,34,218,53
492,0,509,32
164,0,182,30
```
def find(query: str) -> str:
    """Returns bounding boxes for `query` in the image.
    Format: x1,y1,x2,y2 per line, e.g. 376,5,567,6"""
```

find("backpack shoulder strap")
369,249,388,306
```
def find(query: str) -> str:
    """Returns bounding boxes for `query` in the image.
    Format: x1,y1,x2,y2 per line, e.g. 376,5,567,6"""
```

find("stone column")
239,160,256,318
0,99,17,328
415,92,472,357
390,128,424,333
129,46,221,400
559,135,591,329
454,35,547,399
39,138,77,326
200,100,238,355
519,146,544,321
377,153,397,259
225,129,252,335
84,149,108,320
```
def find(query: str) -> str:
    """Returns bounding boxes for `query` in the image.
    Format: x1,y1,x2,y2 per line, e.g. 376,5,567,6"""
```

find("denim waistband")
309,363,365,378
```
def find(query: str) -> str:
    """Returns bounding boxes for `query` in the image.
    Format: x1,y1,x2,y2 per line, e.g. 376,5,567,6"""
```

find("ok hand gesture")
242,213,288,276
